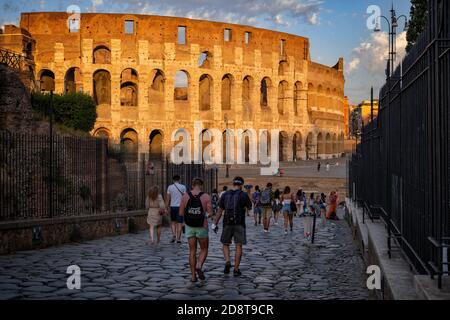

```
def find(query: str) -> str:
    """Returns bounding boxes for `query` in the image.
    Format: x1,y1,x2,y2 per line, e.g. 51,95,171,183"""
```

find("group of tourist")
145,175,340,282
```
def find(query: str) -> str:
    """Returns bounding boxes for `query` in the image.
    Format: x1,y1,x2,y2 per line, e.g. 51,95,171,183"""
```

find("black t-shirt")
219,190,252,225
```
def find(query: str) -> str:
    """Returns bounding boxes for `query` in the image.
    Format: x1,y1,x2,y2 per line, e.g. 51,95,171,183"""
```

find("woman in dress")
327,191,339,220
145,186,166,244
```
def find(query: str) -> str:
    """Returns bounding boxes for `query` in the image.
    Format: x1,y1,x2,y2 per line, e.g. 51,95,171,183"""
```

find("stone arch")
241,130,251,163
277,80,289,116
198,51,213,68
64,67,83,93
149,130,164,159
306,132,316,160
307,83,315,109
120,128,138,161
38,69,55,92
149,69,165,106
294,81,303,116
332,133,338,155
325,133,332,155
260,77,272,109
93,45,111,64
339,132,345,154
317,133,325,157
317,85,324,108
278,60,289,76
94,127,111,139
174,70,189,101
279,131,289,162
221,74,233,111
93,69,111,105
242,75,254,121
121,68,138,106
293,132,303,160
199,74,213,111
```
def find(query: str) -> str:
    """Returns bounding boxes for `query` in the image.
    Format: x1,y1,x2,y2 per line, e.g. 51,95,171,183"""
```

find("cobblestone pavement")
0,216,370,300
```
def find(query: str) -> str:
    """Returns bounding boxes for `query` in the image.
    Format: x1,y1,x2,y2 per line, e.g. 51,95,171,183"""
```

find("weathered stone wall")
2,12,346,162
0,211,148,255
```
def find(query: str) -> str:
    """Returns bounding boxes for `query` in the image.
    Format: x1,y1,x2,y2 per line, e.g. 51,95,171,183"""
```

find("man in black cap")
213,177,252,277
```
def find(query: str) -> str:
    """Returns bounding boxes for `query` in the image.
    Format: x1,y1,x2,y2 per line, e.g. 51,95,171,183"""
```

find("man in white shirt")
166,175,187,244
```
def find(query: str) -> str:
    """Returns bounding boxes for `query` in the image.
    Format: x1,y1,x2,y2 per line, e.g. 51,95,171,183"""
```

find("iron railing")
349,0,450,288
0,131,218,222
0,48,23,70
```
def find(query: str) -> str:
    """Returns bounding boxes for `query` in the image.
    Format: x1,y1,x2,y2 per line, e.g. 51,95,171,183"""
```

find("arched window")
149,130,164,159
260,77,271,108
277,81,288,116
221,74,232,111
120,128,138,161
93,70,111,105
278,60,289,76
120,68,138,106
93,46,111,64
174,70,189,101
199,74,213,111
64,67,83,93
198,51,213,68
149,69,165,106
39,69,55,92
242,76,253,121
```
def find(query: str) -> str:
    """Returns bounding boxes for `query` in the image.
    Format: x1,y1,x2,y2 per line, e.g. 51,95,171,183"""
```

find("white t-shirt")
167,183,186,207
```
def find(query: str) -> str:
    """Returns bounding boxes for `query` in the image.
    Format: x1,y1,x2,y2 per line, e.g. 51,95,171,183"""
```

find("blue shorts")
170,207,184,224
282,204,291,214
254,207,262,215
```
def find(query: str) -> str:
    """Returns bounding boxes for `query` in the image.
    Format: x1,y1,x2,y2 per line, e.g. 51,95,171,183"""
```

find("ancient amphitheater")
1,12,346,162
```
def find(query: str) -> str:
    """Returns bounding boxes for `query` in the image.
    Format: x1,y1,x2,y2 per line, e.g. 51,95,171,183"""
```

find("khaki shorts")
262,207,272,220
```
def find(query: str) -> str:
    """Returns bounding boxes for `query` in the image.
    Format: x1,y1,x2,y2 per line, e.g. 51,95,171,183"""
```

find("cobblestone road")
0,216,370,300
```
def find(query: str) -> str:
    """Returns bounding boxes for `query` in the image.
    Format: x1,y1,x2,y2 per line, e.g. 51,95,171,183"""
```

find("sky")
0,0,413,104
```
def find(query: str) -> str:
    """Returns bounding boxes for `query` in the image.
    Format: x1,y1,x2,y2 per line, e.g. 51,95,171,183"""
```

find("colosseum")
1,12,345,163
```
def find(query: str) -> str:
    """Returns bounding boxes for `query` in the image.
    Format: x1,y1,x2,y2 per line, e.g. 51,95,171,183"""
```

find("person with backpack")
252,186,262,226
166,175,187,244
179,178,213,283
212,177,252,277
261,183,275,233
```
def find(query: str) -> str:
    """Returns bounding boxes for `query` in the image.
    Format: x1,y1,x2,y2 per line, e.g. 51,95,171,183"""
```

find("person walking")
273,189,282,226
252,186,263,226
179,178,213,282
296,189,304,214
219,186,228,199
317,162,321,172
327,191,339,220
166,175,187,244
145,186,166,244
281,187,295,234
213,177,252,277
261,183,275,233
326,162,330,172
211,189,219,218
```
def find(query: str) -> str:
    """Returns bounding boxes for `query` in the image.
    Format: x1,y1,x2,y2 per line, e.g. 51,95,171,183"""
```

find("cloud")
92,0,322,28
91,0,104,12
345,31,407,103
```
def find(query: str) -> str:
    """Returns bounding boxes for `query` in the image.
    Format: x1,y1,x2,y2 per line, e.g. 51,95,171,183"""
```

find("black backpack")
184,192,205,228
223,190,245,226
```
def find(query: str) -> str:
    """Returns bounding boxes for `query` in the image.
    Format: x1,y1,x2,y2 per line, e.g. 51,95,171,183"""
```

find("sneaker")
233,269,242,277
171,236,176,243
263,229,268,233
224,262,232,274
196,269,206,281
284,230,288,235
177,240,182,244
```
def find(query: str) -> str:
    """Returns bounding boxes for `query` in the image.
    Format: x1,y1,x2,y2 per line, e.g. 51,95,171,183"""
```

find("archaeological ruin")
0,12,346,163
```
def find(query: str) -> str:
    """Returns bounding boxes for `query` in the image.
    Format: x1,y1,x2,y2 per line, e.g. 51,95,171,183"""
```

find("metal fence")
0,131,218,222
349,0,450,288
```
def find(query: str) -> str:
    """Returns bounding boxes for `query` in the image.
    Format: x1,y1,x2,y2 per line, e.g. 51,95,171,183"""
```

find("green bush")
31,92,97,132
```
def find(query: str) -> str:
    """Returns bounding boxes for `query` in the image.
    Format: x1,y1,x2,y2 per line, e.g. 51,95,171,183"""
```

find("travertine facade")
1,12,346,161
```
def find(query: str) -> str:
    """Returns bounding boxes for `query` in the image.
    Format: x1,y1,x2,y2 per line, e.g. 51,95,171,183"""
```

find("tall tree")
406,0,428,52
